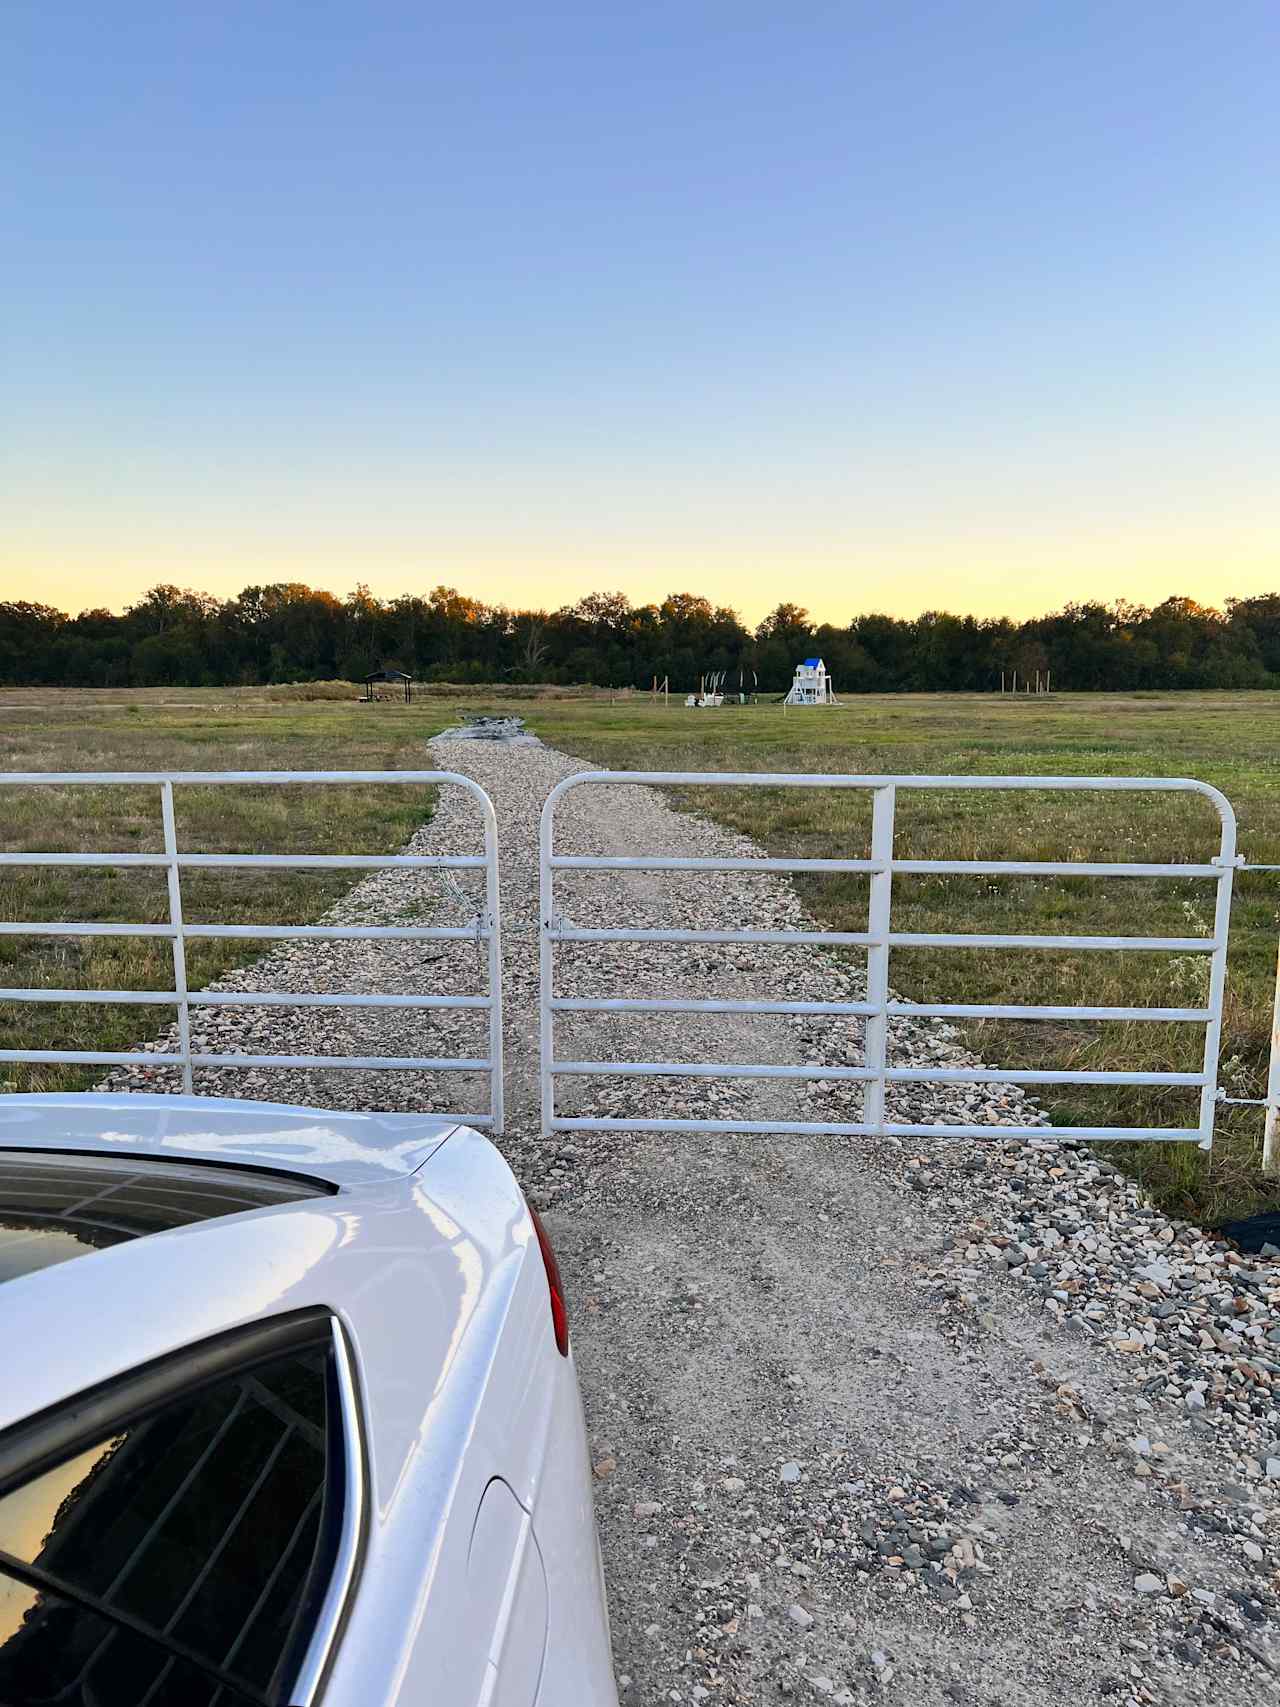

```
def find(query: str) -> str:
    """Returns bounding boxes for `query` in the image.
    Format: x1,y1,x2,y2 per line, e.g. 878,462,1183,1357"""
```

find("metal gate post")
1197,828,1238,1149
1263,936,1280,1175
159,780,194,1095
481,787,506,1136
539,786,556,1136
862,785,895,1131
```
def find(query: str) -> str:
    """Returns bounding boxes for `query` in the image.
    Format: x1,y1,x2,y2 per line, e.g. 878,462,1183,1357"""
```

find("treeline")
4,581,1280,693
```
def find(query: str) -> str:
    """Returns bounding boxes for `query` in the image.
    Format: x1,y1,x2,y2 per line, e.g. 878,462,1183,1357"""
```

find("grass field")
522,690,1280,1224
0,695,455,1085
3,686,1279,1224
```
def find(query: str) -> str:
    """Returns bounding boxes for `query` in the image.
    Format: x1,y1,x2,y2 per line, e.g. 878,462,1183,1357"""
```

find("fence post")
861,786,896,1132
159,781,194,1095
1263,937,1280,1174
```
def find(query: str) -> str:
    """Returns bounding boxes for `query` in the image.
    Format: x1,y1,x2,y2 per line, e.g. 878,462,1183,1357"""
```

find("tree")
515,613,550,680
3,577,1280,692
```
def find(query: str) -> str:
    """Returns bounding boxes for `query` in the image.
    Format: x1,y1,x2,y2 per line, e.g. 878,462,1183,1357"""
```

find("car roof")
0,1093,461,1188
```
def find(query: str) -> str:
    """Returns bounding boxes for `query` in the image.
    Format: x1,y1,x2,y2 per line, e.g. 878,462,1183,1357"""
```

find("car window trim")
0,1145,338,1197
285,1319,368,1707
0,1307,332,1497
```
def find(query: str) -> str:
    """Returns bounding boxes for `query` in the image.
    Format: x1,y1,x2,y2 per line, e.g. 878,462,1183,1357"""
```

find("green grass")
3,686,1279,1226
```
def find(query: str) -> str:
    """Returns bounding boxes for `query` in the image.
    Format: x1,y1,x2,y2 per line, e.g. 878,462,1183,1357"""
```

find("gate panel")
539,771,1236,1148
0,770,504,1132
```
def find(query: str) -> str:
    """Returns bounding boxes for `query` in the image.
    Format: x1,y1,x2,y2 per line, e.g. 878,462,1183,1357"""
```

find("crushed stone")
101,735,1280,1703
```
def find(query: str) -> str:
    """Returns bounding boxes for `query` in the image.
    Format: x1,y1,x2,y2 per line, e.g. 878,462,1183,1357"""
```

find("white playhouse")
784,656,837,705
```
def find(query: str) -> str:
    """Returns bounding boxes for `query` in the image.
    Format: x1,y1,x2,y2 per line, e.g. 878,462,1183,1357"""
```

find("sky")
3,1,1278,627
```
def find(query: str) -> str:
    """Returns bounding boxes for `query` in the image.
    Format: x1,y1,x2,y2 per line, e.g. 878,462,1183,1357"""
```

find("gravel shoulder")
106,735,1280,1705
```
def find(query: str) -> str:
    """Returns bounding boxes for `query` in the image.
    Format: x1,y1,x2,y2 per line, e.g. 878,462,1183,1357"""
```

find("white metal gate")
0,770,504,1131
539,770,1238,1148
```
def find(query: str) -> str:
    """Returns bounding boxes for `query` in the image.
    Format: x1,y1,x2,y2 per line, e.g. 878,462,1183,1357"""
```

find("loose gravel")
103,735,1280,1704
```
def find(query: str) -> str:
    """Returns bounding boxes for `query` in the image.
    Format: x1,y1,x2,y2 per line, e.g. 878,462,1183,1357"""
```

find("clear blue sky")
4,1,1277,623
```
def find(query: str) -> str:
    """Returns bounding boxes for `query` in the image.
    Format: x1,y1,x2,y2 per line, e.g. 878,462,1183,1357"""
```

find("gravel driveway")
107,735,1280,1704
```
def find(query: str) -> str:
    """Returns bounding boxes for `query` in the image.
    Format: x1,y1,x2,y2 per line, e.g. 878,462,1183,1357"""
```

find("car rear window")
0,1325,342,1706
0,1152,332,1286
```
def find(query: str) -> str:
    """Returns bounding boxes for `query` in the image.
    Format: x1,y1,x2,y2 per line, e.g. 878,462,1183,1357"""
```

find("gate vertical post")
1197,835,1237,1151
539,789,556,1136
479,789,505,1136
1263,936,1280,1175
862,785,896,1131
159,780,194,1095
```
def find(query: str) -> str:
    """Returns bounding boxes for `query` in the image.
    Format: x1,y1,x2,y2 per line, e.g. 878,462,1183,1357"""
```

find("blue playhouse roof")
802,657,822,668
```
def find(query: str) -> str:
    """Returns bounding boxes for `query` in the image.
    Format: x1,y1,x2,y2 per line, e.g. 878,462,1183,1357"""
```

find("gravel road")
106,735,1280,1705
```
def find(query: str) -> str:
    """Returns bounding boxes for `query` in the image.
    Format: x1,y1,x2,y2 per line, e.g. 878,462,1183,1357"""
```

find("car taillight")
528,1202,569,1356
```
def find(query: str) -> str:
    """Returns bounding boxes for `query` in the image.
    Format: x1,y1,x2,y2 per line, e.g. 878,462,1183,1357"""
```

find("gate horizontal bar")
900,1065,1204,1085
553,996,877,1016
0,988,488,1010
0,852,171,868
0,1049,189,1065
0,1048,490,1071
0,988,174,1005
185,923,488,941
0,851,483,871
550,854,1226,880
0,769,489,788
551,1058,1205,1087
0,922,177,939
178,853,485,870
187,1053,488,1070
549,996,1211,1022
551,855,879,874
552,924,1214,951
896,1001,1212,1022
0,921,487,942
893,859,1225,879
890,931,1216,951
188,991,490,1010
548,768,1234,804
552,926,874,946
548,1115,1203,1140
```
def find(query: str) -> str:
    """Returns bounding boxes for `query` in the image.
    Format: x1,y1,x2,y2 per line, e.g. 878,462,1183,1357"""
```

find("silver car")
0,1092,617,1707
